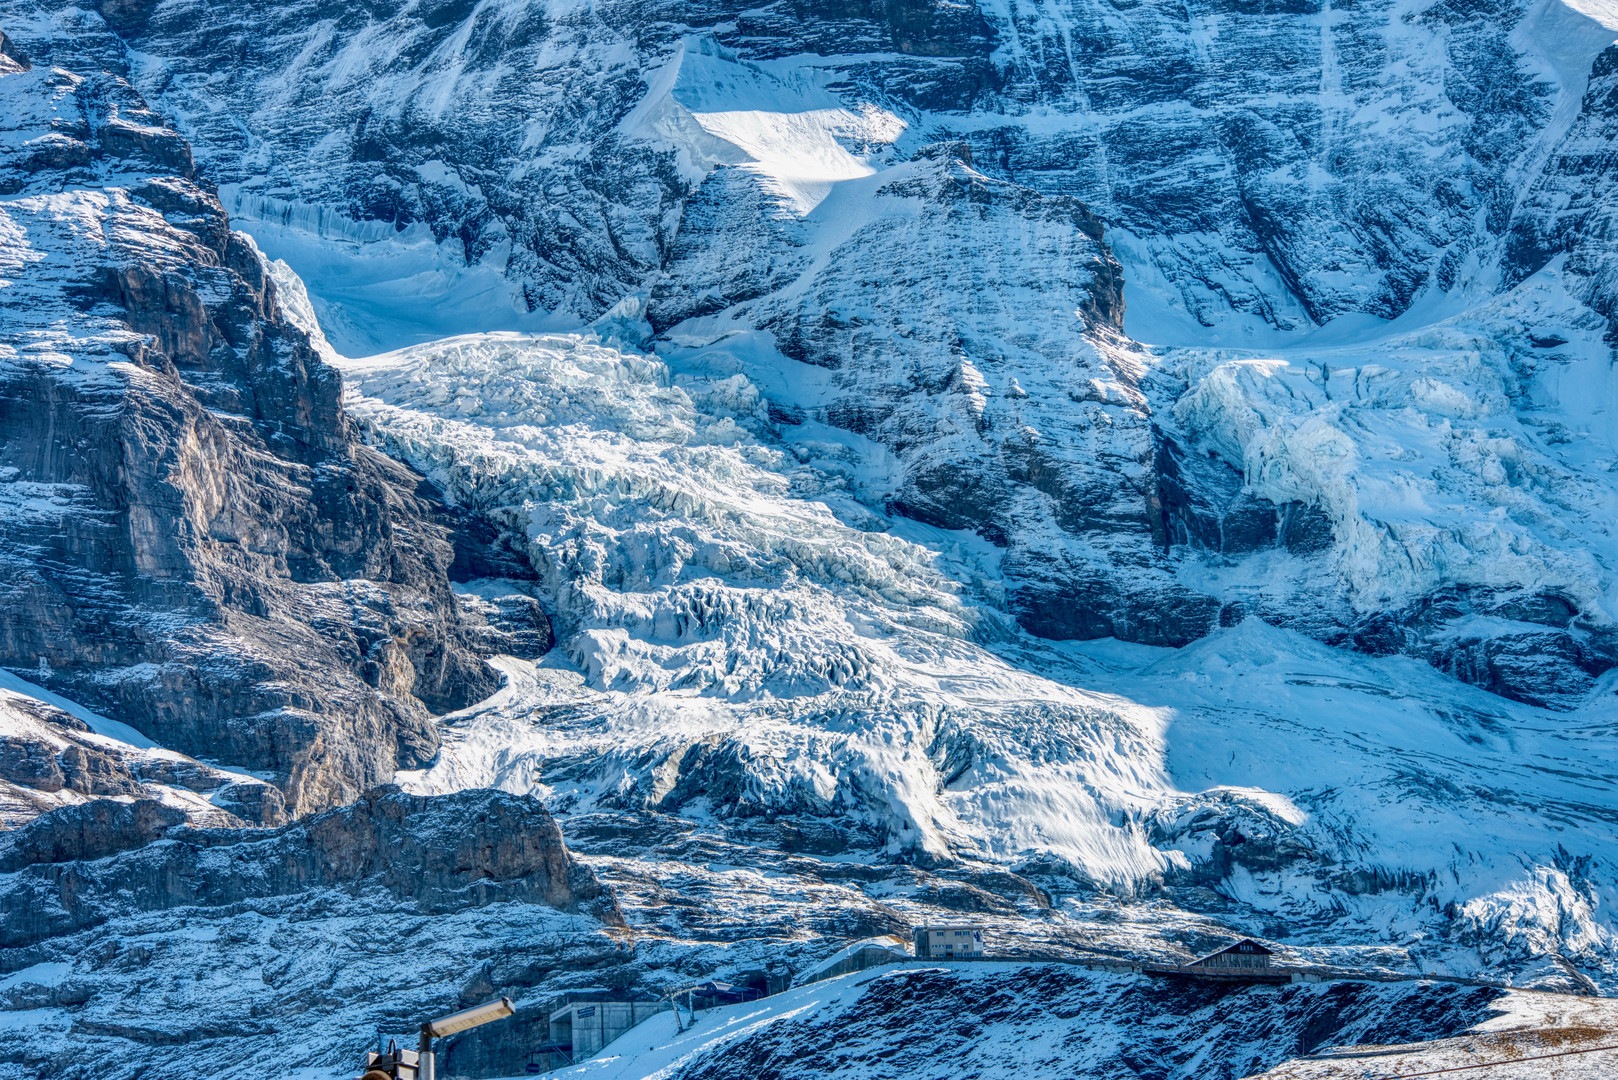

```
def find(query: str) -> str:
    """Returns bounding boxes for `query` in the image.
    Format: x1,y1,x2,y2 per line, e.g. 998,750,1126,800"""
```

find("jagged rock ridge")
0,49,548,814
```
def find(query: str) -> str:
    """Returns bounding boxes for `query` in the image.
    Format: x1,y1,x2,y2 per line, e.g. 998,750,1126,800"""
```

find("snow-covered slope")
326,327,1618,991
6,1,1618,1076
514,963,1512,1080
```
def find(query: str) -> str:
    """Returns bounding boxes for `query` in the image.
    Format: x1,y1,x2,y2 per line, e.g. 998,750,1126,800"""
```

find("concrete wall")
801,946,910,986
549,1000,670,1059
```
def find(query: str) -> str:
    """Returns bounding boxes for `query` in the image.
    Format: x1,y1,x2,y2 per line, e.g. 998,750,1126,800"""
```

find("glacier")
321,323,1618,989
25,0,1618,693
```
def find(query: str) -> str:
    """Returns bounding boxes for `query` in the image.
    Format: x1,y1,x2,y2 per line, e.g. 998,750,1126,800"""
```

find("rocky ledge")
0,786,622,950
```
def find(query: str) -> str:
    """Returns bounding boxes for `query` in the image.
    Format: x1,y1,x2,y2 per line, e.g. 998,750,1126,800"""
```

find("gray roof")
1190,938,1275,964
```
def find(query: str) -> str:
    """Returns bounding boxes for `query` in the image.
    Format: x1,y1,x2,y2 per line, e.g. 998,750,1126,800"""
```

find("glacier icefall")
330,324,1618,983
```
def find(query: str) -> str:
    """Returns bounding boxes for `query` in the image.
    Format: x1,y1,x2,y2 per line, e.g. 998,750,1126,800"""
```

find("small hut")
1189,939,1274,970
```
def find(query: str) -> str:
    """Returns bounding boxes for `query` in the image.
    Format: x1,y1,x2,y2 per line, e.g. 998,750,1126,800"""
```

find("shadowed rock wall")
0,57,548,813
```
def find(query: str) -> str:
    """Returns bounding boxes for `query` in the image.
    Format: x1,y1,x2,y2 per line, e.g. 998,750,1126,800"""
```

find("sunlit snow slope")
330,325,1618,989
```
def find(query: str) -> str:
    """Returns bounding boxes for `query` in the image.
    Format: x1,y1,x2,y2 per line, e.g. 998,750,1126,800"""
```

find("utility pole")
362,998,515,1080
417,997,516,1080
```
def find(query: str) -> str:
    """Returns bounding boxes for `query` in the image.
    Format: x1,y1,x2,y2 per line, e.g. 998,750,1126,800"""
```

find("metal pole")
420,1026,436,1080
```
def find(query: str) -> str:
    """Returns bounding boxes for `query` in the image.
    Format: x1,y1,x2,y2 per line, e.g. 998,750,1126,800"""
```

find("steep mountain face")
1508,29,1618,335
11,0,1618,703
4,2,1618,1078
969,0,1567,333
13,0,1580,338
649,139,1219,644
0,47,543,814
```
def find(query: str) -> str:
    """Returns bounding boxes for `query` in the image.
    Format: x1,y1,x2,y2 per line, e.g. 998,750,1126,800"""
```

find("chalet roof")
1189,938,1274,964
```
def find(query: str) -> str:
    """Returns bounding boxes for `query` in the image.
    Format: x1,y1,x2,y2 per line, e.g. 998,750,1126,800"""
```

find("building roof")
1189,938,1274,965
802,937,910,971
546,988,662,1017
691,980,734,993
794,936,912,987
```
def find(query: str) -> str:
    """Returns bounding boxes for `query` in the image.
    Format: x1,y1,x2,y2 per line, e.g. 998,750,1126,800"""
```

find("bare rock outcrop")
0,686,287,829
0,796,186,873
0,787,622,948
0,60,549,813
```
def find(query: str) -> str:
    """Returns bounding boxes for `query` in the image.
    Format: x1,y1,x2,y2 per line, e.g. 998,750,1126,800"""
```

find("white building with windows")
913,925,985,958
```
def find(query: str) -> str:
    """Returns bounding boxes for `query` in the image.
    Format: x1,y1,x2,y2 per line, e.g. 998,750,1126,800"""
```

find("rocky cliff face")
2,4,1618,1078
0,49,547,815
0,787,640,1080
0,682,284,828
1508,38,1618,340
649,142,1218,644
0,787,621,948
14,0,1618,703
